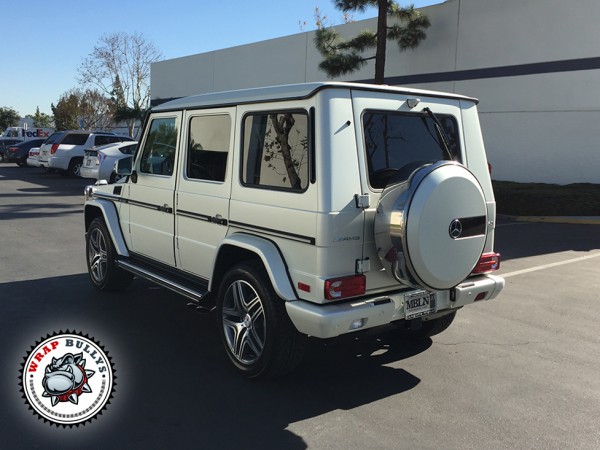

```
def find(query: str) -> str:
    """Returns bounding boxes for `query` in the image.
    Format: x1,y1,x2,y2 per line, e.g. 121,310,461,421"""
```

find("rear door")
126,113,181,266
351,90,464,291
175,108,234,279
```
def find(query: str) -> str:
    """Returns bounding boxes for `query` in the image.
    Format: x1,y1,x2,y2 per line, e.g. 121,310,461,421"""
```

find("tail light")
324,274,366,300
98,152,106,165
50,143,60,155
472,252,501,274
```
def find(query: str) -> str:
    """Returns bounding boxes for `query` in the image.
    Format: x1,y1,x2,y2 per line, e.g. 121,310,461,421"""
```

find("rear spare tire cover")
374,161,487,291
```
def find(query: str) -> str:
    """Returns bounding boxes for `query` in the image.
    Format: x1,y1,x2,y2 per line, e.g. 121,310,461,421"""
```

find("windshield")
362,111,461,189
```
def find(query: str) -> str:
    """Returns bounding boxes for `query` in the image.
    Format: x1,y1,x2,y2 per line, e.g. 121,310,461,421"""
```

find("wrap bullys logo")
19,331,115,427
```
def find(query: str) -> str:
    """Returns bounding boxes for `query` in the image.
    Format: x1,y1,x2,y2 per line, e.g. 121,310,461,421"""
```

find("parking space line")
502,252,600,278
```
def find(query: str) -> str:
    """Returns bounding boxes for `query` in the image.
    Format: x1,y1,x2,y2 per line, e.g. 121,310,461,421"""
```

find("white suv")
39,131,133,176
84,82,504,378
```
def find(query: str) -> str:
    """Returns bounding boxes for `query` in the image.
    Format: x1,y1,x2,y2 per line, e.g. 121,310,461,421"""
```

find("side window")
61,133,89,145
94,135,115,147
242,111,309,191
187,115,231,182
139,117,178,176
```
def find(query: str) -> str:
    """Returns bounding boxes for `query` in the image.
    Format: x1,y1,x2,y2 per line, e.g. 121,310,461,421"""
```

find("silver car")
80,141,138,182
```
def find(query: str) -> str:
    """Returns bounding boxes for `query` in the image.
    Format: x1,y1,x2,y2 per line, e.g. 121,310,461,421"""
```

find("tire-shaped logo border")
19,330,115,427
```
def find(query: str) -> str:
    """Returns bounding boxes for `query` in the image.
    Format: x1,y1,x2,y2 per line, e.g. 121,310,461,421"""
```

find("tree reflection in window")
243,112,309,191
363,111,460,188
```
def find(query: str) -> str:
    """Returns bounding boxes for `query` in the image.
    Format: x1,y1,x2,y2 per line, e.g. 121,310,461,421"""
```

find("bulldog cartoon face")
41,353,95,406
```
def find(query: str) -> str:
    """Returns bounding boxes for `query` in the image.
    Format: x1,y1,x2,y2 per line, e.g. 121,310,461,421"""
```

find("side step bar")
116,259,208,303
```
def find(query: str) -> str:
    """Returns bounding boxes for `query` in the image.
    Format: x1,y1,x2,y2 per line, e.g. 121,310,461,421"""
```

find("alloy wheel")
221,280,266,365
88,227,107,284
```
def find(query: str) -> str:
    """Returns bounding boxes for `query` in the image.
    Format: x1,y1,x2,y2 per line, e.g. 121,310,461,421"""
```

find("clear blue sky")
2,0,441,117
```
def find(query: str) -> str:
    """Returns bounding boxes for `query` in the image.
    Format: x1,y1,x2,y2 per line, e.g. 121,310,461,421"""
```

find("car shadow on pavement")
2,274,428,450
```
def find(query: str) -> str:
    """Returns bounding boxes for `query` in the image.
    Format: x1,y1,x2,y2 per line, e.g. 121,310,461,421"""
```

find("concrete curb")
499,215,600,225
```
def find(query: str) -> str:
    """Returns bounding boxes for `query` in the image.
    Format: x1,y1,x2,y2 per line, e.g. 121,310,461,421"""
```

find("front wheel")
217,262,306,379
86,218,132,291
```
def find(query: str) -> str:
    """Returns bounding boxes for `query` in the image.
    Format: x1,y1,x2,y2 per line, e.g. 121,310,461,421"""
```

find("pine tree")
315,1,430,84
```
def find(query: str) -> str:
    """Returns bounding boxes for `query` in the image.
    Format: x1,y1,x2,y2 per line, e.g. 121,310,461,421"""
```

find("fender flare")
212,234,297,301
84,199,129,257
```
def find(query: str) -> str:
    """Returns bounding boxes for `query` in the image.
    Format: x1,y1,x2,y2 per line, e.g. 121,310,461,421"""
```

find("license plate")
85,160,91,166
404,290,436,320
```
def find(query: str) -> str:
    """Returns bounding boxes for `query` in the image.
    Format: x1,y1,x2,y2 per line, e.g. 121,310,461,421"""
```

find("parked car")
26,147,42,167
37,131,66,171
39,131,134,177
84,82,505,378
0,139,23,162
80,141,138,182
3,139,47,166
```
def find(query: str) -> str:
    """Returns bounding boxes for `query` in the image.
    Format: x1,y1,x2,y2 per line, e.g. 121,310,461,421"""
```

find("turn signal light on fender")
472,252,501,274
324,274,366,300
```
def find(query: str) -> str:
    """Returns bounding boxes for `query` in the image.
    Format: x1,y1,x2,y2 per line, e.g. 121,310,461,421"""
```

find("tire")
217,262,306,379
374,161,487,290
400,311,457,340
67,157,84,177
86,218,133,291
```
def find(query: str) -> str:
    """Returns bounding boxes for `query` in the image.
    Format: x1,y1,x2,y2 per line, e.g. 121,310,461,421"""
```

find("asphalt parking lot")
1,164,599,449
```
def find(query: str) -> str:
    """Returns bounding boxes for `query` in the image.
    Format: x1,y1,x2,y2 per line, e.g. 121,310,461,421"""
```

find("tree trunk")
374,0,388,84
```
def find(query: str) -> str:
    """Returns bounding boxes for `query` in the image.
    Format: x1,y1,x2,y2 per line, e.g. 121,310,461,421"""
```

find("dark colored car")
0,139,23,162
3,139,47,166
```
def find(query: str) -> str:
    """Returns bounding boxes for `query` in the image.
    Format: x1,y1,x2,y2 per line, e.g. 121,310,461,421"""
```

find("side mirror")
115,156,133,176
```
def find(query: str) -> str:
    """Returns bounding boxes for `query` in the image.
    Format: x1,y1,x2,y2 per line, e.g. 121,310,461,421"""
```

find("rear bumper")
27,158,41,167
80,166,99,180
286,274,504,339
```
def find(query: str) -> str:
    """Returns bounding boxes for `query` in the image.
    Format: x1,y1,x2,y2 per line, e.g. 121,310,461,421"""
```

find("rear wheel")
86,218,132,291
217,262,306,379
67,157,84,177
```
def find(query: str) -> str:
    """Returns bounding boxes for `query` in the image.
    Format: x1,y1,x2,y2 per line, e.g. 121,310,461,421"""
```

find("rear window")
0,139,21,146
362,111,460,189
44,133,64,145
61,133,90,146
118,143,137,155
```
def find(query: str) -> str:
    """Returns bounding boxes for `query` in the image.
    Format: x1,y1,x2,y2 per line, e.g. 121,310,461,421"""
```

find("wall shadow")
1,274,428,449
0,165,91,198
0,165,89,220
495,218,600,261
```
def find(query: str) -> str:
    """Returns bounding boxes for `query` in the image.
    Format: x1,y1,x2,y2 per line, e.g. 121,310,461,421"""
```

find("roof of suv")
153,81,479,112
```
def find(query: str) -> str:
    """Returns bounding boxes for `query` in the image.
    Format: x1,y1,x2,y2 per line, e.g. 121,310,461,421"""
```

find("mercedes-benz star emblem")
449,219,463,239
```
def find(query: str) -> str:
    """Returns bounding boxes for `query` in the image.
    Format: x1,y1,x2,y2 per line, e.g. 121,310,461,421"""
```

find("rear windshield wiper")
422,107,453,161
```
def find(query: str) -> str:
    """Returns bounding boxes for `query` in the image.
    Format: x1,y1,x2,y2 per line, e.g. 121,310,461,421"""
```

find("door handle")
210,214,227,225
158,204,173,213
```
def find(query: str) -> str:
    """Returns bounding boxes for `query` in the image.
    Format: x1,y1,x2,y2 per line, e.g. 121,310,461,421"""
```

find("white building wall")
151,0,600,184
